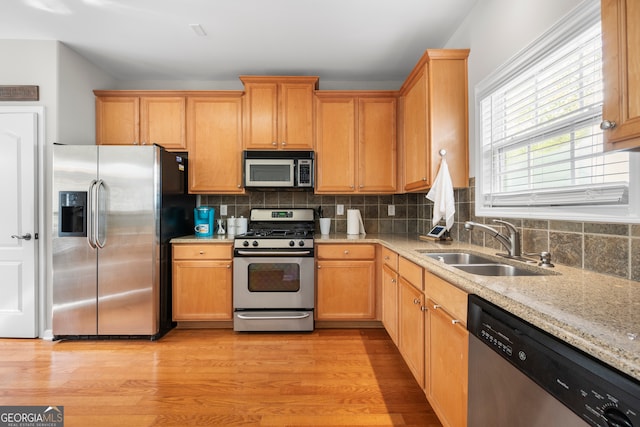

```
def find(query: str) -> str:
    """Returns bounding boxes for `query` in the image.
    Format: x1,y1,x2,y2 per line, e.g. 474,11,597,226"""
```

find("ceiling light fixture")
189,24,207,37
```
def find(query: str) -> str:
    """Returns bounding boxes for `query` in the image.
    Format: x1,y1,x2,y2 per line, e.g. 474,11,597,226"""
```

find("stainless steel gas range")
232,208,315,332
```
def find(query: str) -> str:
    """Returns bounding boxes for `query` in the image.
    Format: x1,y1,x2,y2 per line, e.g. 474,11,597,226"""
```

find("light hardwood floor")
0,328,442,427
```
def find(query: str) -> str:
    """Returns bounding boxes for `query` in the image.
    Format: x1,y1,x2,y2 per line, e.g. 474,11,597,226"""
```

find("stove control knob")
242,241,249,247
289,240,295,247
299,240,305,247
252,241,259,247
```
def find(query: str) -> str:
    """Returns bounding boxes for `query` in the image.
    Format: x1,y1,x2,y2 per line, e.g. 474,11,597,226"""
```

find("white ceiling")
1,0,477,88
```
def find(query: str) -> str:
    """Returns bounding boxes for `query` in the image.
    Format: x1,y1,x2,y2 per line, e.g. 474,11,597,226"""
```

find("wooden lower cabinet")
172,243,233,321
316,244,376,320
425,272,469,427
381,264,399,345
398,276,425,388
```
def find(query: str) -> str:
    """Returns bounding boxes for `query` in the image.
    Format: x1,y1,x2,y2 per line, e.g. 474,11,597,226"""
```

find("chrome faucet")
464,220,521,258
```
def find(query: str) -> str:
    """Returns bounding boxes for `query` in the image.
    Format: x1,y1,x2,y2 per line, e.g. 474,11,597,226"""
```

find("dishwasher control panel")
468,295,640,427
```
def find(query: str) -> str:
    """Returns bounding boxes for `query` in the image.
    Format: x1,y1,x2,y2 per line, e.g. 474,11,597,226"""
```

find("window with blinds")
477,5,629,210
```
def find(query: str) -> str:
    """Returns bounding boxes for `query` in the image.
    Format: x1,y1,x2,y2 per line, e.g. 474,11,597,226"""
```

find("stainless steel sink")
422,252,496,265
451,263,548,276
418,250,555,276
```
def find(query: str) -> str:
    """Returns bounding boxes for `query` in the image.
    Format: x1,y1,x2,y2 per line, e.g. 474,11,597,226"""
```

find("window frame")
474,0,640,224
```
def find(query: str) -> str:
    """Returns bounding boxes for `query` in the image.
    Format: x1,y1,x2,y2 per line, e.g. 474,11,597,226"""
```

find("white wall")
0,40,116,336
443,0,584,177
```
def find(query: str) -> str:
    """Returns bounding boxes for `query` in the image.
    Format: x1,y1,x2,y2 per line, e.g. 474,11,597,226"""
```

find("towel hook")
439,149,447,157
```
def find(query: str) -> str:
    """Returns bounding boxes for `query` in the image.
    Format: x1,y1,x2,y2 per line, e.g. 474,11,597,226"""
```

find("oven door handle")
235,250,313,256
236,313,311,320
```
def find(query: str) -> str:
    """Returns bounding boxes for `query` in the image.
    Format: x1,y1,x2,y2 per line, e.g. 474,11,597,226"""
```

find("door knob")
11,233,32,241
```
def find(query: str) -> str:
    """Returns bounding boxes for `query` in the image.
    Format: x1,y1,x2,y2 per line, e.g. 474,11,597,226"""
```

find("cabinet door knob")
344,250,349,255
413,298,421,305
421,306,428,312
600,120,616,130
281,141,287,146
422,177,427,181
451,319,460,325
226,264,231,268
199,251,205,255
272,141,277,146
391,278,396,283
433,304,441,310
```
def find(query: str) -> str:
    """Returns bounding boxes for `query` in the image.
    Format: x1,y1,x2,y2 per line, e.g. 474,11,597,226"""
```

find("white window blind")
478,11,629,208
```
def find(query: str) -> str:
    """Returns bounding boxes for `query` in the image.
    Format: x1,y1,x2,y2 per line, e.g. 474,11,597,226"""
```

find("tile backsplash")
202,178,639,281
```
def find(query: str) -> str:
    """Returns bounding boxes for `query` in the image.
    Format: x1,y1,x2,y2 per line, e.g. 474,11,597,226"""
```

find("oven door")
233,253,314,309
233,253,314,331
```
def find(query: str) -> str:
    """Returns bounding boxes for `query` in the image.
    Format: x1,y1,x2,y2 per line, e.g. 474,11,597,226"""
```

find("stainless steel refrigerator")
52,145,195,339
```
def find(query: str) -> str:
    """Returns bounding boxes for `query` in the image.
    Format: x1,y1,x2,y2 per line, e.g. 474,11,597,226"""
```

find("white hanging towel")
426,157,455,230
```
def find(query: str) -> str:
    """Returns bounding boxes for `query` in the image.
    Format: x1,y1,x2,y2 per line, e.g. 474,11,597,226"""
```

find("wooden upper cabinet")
94,91,186,150
399,49,470,192
315,92,397,194
240,76,319,150
95,96,139,146
187,94,245,194
315,95,357,192
140,97,186,150
601,0,640,151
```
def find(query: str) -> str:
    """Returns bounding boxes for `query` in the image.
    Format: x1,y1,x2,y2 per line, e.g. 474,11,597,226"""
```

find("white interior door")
0,112,38,338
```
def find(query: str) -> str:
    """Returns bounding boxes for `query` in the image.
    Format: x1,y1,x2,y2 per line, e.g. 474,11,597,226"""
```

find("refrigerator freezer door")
52,145,99,336
97,146,159,335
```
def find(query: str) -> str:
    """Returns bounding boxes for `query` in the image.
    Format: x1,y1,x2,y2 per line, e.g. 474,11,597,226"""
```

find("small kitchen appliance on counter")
194,206,214,237
232,208,315,332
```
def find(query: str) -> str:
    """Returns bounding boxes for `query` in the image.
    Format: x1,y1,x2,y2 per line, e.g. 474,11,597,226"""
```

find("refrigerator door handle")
87,180,98,249
95,179,107,249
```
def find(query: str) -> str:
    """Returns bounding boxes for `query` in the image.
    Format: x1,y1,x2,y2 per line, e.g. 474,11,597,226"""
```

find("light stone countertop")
171,232,640,381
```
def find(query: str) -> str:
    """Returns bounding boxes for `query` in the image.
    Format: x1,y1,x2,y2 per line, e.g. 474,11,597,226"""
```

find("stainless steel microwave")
243,150,314,189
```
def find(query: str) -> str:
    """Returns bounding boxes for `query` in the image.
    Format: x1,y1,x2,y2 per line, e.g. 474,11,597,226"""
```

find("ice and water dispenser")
58,191,87,237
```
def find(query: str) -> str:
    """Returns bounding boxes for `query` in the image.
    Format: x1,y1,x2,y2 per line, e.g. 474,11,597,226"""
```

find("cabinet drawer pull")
344,250,349,255
199,251,205,255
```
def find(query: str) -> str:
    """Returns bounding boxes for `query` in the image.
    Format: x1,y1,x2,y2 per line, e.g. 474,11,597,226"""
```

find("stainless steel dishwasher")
468,295,640,427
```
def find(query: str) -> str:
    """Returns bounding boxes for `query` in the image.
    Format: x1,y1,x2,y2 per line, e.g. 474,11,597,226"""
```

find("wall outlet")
220,204,227,216
388,205,395,216
336,204,344,215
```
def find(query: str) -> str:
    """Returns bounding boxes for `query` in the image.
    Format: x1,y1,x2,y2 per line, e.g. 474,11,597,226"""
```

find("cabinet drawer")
425,271,467,324
317,244,376,260
398,257,423,290
173,244,232,260
381,246,399,271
